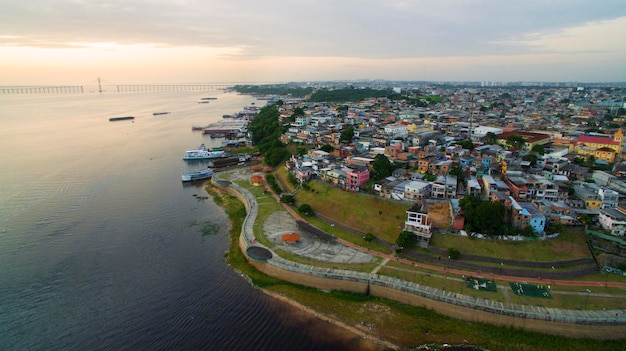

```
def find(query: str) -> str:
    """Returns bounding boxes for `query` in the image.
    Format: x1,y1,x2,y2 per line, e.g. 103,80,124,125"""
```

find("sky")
1,0,626,85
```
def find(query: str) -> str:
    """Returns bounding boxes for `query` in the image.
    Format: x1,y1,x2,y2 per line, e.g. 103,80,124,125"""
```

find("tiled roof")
576,135,619,146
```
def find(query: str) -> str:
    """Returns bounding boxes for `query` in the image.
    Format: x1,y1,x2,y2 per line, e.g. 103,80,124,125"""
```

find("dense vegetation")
308,87,394,102
233,84,313,98
248,104,291,167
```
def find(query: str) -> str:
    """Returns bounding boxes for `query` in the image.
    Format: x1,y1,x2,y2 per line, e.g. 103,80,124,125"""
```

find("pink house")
345,166,370,190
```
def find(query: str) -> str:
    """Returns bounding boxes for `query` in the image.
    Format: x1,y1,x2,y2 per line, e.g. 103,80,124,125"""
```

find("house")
467,176,482,197
505,177,530,201
404,180,432,201
404,203,432,247
572,185,602,209
344,166,370,191
432,175,457,199
510,198,546,234
598,207,626,236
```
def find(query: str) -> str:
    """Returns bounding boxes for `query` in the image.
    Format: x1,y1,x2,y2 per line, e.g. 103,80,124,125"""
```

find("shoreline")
259,288,400,350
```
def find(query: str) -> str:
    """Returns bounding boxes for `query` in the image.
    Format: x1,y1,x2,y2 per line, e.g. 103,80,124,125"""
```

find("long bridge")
0,84,233,95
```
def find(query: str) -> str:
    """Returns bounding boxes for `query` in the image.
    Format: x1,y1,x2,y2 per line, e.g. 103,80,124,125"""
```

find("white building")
383,123,409,137
599,208,626,237
404,203,432,247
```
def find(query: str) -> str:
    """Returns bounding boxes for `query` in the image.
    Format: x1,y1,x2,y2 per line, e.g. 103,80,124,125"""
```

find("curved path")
213,169,626,328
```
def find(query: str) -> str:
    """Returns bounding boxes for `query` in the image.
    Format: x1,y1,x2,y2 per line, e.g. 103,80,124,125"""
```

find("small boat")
181,168,213,182
197,101,210,104
153,112,170,115
109,116,134,121
191,126,205,131
201,97,218,100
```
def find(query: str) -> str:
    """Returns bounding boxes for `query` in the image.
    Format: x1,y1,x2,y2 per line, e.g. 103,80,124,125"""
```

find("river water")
0,90,381,350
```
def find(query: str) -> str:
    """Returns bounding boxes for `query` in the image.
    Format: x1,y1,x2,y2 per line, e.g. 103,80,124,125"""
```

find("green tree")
531,144,545,155
448,248,461,260
296,146,308,156
320,144,334,153
396,231,417,250
340,126,355,143
506,135,525,149
372,154,394,180
280,194,295,205
363,233,375,242
289,107,305,122
459,196,505,236
485,132,497,145
449,166,463,177
457,139,474,150
298,204,314,216
522,153,538,166
287,173,298,186
580,214,591,231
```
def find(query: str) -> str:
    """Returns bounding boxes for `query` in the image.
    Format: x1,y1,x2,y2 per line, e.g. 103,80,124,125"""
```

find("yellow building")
574,129,622,162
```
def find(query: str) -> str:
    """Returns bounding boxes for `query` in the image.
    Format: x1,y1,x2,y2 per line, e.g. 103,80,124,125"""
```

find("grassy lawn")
208,178,626,351
294,180,408,243
430,229,591,261
273,166,297,193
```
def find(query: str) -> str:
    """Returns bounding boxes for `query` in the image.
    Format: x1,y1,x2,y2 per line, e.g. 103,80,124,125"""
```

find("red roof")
576,135,619,146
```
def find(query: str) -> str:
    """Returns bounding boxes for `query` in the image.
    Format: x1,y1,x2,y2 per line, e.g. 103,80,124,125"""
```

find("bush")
298,204,314,216
448,248,461,260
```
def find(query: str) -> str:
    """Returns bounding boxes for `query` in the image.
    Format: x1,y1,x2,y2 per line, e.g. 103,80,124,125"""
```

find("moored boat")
181,168,213,182
109,116,135,121
183,143,228,160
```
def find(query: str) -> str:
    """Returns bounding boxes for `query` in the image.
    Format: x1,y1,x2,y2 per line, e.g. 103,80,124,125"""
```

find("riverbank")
261,289,397,351
206,177,626,350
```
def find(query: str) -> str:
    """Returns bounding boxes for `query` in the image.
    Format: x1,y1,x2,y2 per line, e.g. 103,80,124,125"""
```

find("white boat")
183,144,228,160
181,168,213,182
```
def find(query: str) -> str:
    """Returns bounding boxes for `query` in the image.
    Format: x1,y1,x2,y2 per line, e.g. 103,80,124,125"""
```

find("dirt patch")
424,202,451,229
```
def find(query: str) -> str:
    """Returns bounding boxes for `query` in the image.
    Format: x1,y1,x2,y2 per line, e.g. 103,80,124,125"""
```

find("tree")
289,107,305,122
457,139,474,150
580,214,591,231
448,166,463,178
296,146,308,156
287,173,298,186
459,196,505,236
531,144,545,155
448,248,461,260
522,153,538,166
339,126,354,143
372,154,394,180
363,233,375,242
298,204,314,216
485,132,497,145
280,194,295,205
396,231,417,250
320,144,334,153
506,135,525,150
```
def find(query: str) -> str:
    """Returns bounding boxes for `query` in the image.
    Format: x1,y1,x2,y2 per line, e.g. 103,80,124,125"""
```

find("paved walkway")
213,168,626,326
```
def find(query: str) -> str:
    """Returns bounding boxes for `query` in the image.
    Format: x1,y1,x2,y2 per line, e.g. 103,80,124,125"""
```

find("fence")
215,170,626,327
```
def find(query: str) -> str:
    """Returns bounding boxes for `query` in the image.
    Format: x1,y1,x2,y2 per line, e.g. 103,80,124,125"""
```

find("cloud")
1,0,626,83
2,0,626,58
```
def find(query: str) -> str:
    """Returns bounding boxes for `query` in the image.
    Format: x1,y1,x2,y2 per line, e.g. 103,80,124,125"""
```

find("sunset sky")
1,0,625,85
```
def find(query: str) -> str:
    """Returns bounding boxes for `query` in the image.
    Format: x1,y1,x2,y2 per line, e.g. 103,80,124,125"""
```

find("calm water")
0,91,379,351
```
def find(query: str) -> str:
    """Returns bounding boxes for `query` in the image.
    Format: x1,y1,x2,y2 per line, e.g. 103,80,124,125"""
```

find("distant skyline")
1,1,626,85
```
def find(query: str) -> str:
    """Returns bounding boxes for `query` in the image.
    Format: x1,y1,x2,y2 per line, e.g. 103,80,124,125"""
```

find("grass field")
293,180,408,243
430,228,591,261
207,176,626,350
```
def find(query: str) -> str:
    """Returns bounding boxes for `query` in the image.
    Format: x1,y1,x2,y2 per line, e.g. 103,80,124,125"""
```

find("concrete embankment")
213,170,626,340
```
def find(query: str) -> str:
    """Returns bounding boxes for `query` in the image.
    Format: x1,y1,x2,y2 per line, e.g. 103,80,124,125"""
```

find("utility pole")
98,77,103,93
